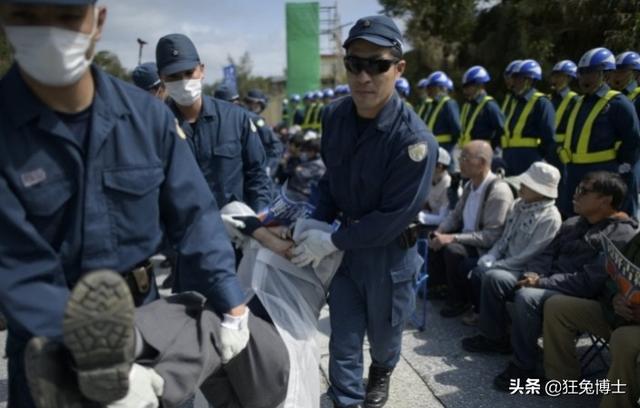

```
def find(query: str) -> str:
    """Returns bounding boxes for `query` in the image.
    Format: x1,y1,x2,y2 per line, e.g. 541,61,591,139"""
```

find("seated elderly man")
419,147,452,227
429,140,514,317
461,161,562,326
464,171,638,391
543,235,640,408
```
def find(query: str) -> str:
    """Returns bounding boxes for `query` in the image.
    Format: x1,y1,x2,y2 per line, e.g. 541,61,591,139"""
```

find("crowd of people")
1,0,640,407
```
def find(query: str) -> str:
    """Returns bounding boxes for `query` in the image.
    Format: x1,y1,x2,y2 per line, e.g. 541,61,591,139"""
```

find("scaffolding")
319,2,346,87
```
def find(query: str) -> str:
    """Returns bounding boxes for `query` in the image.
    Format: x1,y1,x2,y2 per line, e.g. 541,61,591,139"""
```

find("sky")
97,0,404,84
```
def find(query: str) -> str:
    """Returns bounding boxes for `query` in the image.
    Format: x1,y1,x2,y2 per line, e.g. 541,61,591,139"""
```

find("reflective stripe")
417,98,433,121
554,91,578,143
501,94,513,114
311,103,324,131
560,90,620,164
302,103,316,128
459,95,493,147
427,96,450,130
436,134,453,143
629,87,640,102
501,92,543,148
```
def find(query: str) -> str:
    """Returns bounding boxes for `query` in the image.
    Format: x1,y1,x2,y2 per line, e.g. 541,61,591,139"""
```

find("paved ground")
0,268,607,408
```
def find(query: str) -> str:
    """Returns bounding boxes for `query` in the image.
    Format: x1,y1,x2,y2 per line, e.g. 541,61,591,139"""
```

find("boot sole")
62,270,135,403
24,337,86,408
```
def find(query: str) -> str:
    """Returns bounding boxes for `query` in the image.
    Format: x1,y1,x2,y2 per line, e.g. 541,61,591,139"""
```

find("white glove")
291,229,338,268
477,254,496,268
107,364,164,408
219,307,250,364
221,214,247,247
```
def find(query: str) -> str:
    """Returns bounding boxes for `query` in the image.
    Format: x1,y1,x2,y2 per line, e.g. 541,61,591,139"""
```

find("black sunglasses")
343,56,399,76
575,184,596,196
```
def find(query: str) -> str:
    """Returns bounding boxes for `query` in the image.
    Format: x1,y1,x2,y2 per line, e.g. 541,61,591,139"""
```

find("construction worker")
395,77,413,109
611,51,640,117
501,59,522,115
558,47,640,217
424,71,461,152
501,59,556,176
458,65,505,150
415,78,432,121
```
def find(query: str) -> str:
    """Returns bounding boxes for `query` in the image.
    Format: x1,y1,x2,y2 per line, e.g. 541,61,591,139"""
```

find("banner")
602,235,640,304
222,64,238,94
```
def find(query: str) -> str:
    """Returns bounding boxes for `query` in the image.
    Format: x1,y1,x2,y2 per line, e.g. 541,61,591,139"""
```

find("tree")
94,50,131,81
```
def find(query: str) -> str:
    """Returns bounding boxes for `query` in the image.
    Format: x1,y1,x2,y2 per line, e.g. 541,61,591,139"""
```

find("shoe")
63,270,136,404
364,365,393,408
439,302,470,318
461,311,479,326
461,334,512,354
24,336,98,408
493,362,537,392
333,404,363,408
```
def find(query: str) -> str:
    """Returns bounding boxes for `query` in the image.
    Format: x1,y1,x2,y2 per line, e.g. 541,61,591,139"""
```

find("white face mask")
165,78,203,106
4,9,99,87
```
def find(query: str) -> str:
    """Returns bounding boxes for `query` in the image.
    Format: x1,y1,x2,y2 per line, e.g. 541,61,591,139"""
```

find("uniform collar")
593,83,610,98
374,93,402,132
169,94,217,122
624,80,639,95
473,91,488,104
555,86,570,98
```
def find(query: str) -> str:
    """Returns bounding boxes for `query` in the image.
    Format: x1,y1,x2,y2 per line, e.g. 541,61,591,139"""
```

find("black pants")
431,242,478,305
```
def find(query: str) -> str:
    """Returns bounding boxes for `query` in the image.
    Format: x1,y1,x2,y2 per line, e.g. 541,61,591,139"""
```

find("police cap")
343,15,403,54
156,33,200,77
132,62,160,91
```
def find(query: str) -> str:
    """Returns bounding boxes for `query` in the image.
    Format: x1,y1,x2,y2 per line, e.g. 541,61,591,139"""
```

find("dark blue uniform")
424,95,461,152
313,95,437,406
501,88,556,176
168,96,271,212
249,112,284,179
562,84,640,216
551,87,579,216
459,92,505,149
0,65,245,407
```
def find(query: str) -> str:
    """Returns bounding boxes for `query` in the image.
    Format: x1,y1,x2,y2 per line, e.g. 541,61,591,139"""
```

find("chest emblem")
20,168,47,188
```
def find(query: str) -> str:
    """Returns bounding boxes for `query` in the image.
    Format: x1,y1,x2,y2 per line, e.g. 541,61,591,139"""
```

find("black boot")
364,365,393,408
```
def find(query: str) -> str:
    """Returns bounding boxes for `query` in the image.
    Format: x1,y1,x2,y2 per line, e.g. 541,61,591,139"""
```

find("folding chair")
580,333,610,378
410,238,429,331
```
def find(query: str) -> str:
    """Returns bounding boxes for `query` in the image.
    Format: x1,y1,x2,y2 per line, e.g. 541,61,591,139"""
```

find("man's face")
511,74,531,95
549,72,570,92
161,64,204,83
503,74,514,90
572,180,609,216
426,85,441,99
462,84,481,101
458,148,483,179
609,68,634,91
345,40,405,117
578,69,604,94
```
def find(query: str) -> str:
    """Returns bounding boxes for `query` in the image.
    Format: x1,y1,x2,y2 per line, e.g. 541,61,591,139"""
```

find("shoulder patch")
408,142,428,162
256,118,265,127
250,119,257,133
175,119,187,140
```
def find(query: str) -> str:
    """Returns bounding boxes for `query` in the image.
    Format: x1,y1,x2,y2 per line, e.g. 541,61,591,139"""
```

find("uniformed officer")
213,83,240,104
156,34,271,213
558,47,640,216
334,84,350,98
549,59,579,216
132,61,165,100
301,91,318,131
0,1,257,406
415,78,433,123
291,15,437,408
311,89,325,132
501,59,521,115
458,65,505,149
395,76,412,109
290,93,305,126
500,59,556,176
423,71,461,152
611,51,640,118
323,87,336,105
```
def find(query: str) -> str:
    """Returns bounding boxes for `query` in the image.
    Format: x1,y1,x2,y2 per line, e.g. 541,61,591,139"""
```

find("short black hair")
581,171,628,210
301,138,321,153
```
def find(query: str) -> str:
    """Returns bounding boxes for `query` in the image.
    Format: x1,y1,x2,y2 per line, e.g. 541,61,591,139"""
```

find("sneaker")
461,334,512,354
461,311,479,326
24,336,98,408
63,270,136,404
439,302,471,318
493,362,538,392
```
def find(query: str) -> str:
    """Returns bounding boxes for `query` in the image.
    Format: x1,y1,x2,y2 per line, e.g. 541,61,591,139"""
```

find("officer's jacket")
249,112,284,177
622,80,640,121
424,95,461,147
169,96,271,212
313,94,437,252
0,65,244,341
565,84,640,165
460,92,505,147
551,87,579,142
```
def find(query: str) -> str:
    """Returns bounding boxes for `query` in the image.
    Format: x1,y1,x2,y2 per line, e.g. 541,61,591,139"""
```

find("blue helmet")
446,78,454,91
512,59,542,80
615,51,640,71
578,47,616,72
290,93,301,103
323,88,335,99
313,90,324,100
334,85,345,95
504,59,522,76
425,71,449,88
462,65,491,86
395,77,410,97
417,78,429,89
552,60,578,78
303,92,314,101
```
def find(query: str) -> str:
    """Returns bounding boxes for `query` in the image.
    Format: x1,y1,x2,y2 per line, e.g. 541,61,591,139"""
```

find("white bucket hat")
437,147,451,166
511,162,561,199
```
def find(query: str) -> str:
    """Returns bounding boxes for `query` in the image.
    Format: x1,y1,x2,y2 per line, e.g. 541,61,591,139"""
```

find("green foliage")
93,50,131,81
205,51,272,98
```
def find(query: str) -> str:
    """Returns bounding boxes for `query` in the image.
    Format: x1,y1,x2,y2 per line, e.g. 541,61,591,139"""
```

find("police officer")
0,1,255,406
323,87,336,105
501,59,556,176
611,51,640,117
311,89,325,132
132,62,165,100
243,89,285,179
395,76,412,109
558,47,640,216
213,83,240,104
423,71,461,152
549,59,579,216
291,15,437,408
156,34,271,213
415,78,433,122
334,84,350,98
501,59,521,115
301,91,318,131
458,65,505,149
290,93,305,125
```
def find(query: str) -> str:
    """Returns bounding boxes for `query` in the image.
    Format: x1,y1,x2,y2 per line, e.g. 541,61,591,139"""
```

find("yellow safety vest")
417,98,432,120
553,90,578,143
559,90,620,164
458,95,494,147
427,96,452,144
311,103,324,131
501,94,513,115
302,103,316,129
628,87,640,102
501,91,544,148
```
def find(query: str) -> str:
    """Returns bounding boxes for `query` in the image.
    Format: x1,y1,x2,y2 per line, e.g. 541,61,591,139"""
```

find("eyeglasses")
459,154,480,163
575,184,596,196
343,56,399,76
